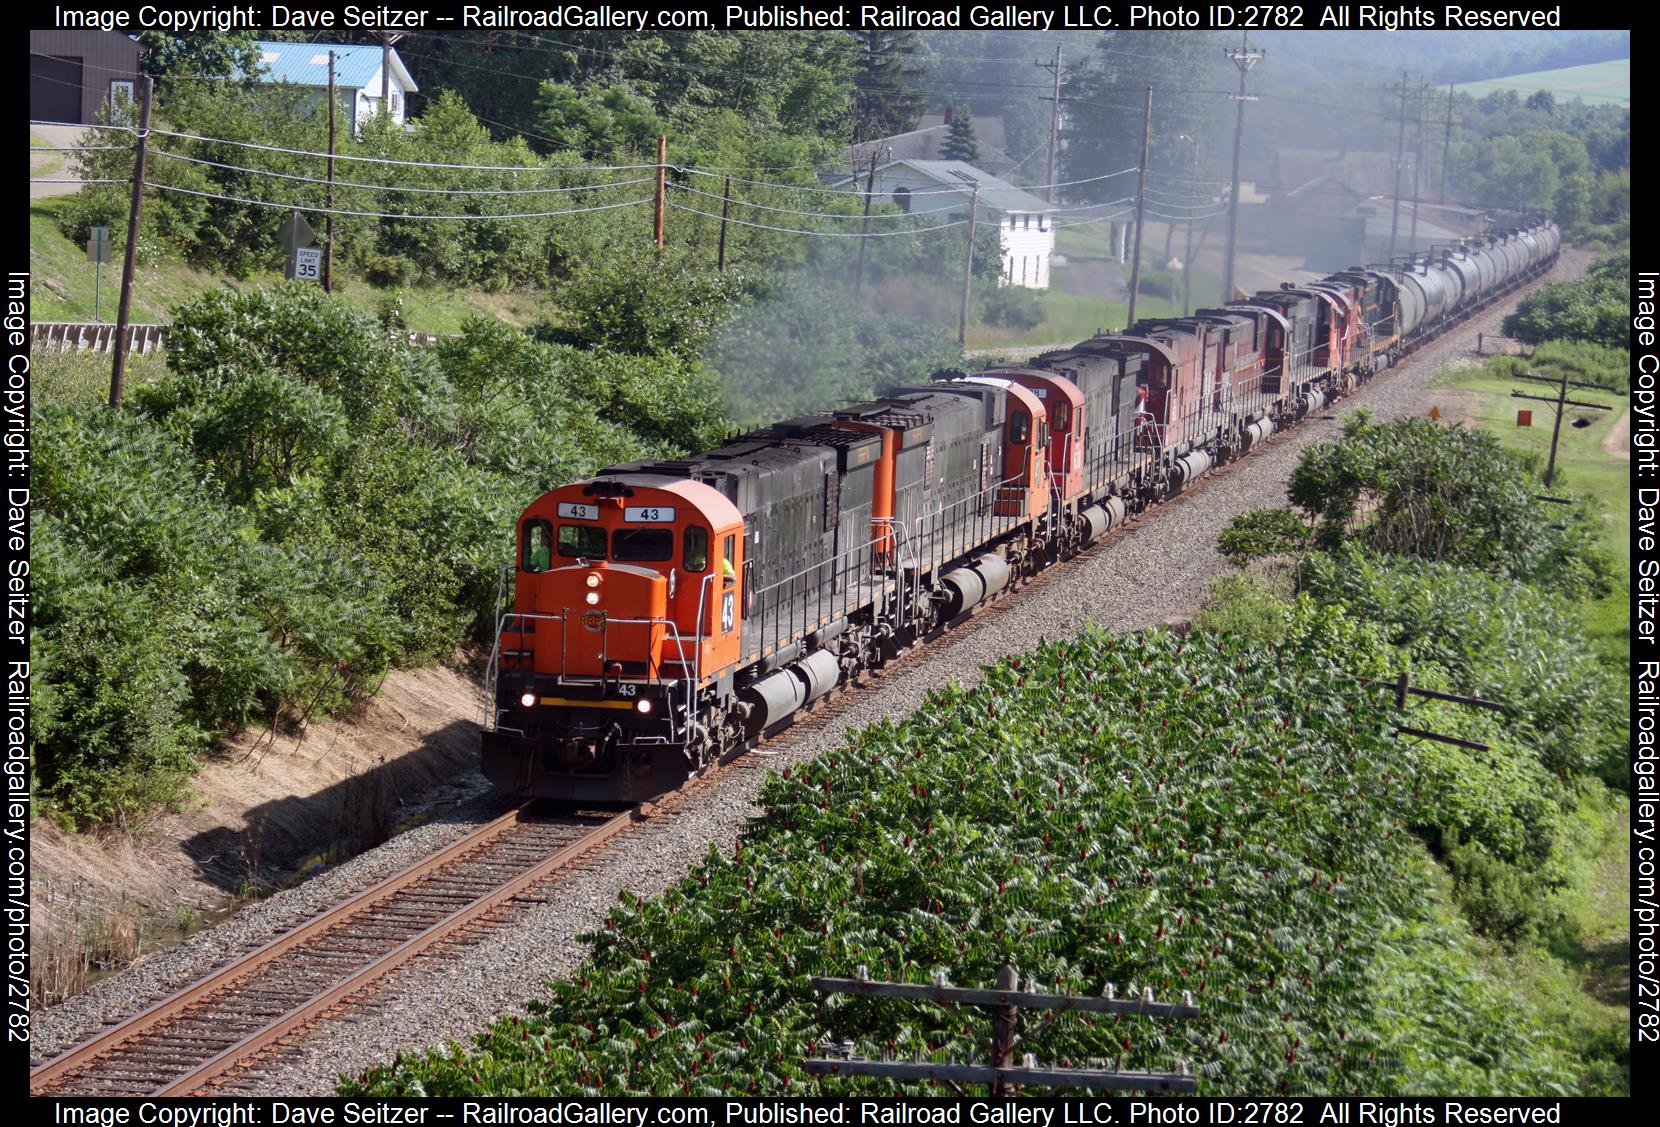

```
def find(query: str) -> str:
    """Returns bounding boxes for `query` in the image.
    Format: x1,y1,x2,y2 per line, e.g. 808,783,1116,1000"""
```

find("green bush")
979,285,1044,330
1288,412,1613,599
1217,508,1315,566
1300,547,1624,782
1442,841,1565,949
345,627,1571,1096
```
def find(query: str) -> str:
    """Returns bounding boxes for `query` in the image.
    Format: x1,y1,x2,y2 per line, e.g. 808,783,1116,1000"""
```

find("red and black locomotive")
482,217,1560,802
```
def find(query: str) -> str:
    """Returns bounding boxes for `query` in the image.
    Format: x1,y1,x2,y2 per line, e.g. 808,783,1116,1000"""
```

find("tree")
940,106,980,164
1060,32,1220,203
137,32,263,83
1285,412,1612,598
852,31,928,142
1524,89,1556,114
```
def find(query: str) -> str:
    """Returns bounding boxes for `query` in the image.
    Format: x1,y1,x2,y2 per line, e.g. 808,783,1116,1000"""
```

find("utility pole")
1126,86,1152,329
853,152,877,298
380,33,403,119
109,75,152,412
1387,72,1409,265
653,134,667,248
1408,83,1427,252
1440,84,1455,200
1222,32,1263,303
1036,44,1067,202
325,50,336,294
954,172,980,346
717,175,732,271
1510,370,1612,487
1181,135,1199,315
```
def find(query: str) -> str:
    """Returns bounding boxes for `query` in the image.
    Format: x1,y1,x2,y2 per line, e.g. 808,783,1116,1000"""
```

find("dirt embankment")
31,665,487,995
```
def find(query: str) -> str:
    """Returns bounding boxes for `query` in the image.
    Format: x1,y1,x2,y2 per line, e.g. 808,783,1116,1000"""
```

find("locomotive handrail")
742,527,897,664
485,609,698,737
909,470,1025,578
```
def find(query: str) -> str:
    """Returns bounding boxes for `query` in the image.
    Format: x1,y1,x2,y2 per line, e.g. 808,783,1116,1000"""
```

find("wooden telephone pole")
954,172,981,346
1126,86,1152,329
1510,370,1613,487
653,135,667,248
109,76,153,411
1221,33,1263,302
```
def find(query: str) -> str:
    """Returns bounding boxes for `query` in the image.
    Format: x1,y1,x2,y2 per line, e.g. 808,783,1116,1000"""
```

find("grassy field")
27,197,546,332
1431,358,1630,663
1455,58,1629,106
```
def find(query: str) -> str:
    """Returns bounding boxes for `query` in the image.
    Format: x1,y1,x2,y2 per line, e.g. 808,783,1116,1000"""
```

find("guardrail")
31,322,451,354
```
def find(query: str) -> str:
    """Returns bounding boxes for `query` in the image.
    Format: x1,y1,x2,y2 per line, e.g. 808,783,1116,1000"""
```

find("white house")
249,40,417,129
832,159,1057,289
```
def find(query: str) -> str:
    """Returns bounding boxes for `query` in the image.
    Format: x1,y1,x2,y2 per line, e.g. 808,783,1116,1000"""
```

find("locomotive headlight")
585,573,601,588
635,698,653,714
519,691,537,708
585,590,601,605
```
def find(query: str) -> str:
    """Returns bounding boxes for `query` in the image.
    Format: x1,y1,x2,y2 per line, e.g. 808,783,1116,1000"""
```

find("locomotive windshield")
613,528,674,562
557,524,606,559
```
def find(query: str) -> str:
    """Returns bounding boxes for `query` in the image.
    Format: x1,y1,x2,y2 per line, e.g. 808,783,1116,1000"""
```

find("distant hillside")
1455,58,1630,108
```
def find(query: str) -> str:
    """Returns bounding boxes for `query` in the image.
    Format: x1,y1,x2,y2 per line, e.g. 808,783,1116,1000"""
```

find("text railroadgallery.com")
40,1098,1589,1124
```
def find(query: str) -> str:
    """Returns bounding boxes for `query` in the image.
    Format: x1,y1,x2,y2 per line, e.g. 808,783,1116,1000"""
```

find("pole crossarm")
802,1055,1197,1093
811,975,1199,1018
1363,678,1509,712
1510,372,1616,392
1510,390,1612,410
1394,725,1490,752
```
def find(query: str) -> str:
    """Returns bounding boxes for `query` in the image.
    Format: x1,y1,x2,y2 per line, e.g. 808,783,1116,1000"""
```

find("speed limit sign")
290,246,323,283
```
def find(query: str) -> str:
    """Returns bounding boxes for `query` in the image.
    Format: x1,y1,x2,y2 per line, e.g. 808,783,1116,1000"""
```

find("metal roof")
249,40,417,92
831,159,1054,215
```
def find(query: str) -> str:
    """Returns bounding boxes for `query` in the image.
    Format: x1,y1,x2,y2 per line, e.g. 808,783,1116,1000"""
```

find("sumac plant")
345,628,1570,1097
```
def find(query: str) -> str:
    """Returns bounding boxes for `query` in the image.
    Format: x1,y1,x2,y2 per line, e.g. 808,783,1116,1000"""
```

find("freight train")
482,216,1560,801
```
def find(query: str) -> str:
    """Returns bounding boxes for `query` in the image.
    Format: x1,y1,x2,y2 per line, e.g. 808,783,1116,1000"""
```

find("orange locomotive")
483,216,1559,801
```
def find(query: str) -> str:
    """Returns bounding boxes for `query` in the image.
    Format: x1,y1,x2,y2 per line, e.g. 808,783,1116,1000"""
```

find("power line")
147,147,653,195
145,179,655,221
665,195,968,237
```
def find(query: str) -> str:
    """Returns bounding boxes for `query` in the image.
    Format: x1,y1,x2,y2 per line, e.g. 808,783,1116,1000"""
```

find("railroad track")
29,804,631,1096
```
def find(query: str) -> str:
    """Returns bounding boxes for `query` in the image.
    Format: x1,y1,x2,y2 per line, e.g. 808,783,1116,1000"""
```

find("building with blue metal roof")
249,40,417,128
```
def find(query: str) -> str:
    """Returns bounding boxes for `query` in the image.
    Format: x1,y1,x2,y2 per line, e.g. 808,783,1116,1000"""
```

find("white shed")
250,40,418,129
832,159,1057,289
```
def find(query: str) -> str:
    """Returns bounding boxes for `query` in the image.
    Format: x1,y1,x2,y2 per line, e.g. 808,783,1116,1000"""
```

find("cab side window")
522,520,553,571
684,527,709,572
722,535,736,584
1009,409,1031,444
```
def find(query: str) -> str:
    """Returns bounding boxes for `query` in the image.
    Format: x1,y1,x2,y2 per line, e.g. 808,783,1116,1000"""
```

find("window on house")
391,90,401,114
1023,214,1032,230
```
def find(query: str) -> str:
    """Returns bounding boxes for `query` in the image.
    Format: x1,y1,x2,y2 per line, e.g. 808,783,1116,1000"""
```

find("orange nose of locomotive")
543,563,669,678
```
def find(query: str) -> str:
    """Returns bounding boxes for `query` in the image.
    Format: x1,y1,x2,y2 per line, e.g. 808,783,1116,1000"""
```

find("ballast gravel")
31,257,1586,1095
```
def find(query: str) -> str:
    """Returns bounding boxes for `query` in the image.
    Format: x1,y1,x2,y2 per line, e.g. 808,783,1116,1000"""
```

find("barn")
30,30,145,125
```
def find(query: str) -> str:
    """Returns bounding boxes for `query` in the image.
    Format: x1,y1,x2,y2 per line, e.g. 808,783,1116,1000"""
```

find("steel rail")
155,805,640,1095
30,802,540,1091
